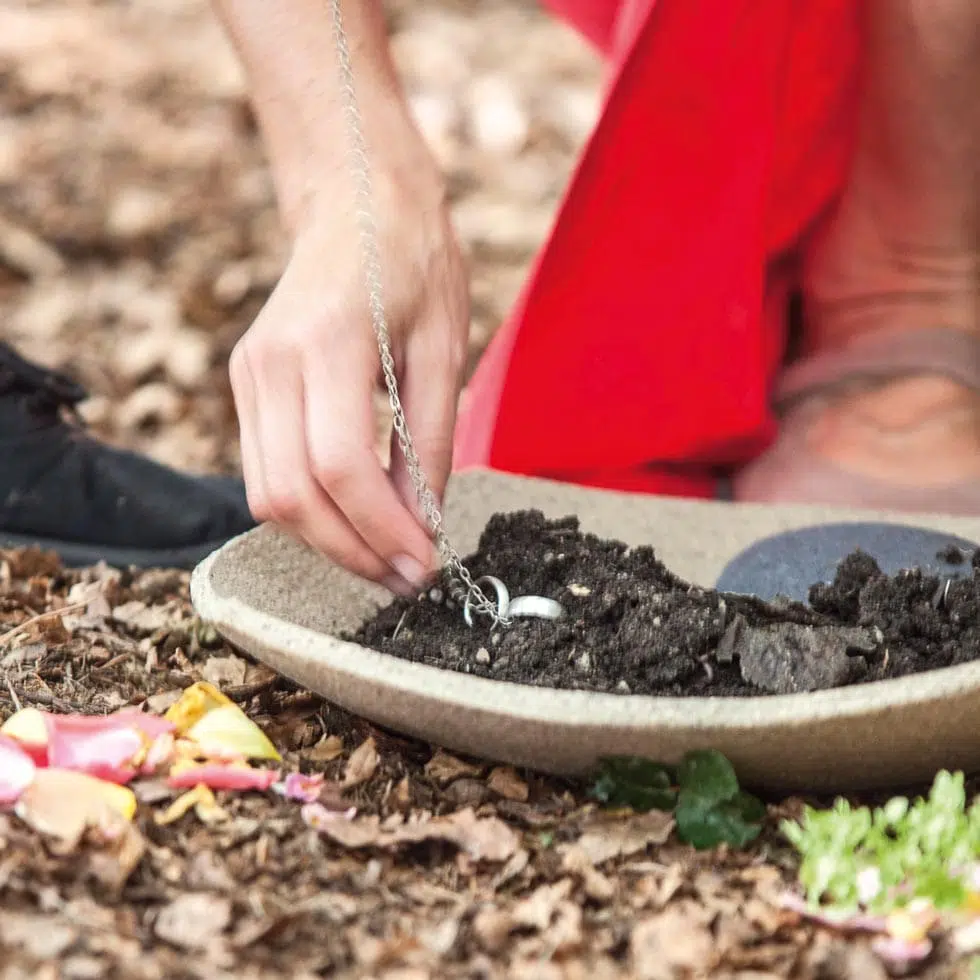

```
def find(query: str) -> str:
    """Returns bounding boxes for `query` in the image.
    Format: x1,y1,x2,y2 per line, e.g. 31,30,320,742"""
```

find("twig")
0,601,87,650
5,676,21,712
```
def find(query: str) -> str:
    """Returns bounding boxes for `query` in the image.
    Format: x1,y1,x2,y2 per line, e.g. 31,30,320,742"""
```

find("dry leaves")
310,807,519,863
154,893,232,951
487,765,529,802
566,810,675,866
342,736,380,788
424,749,483,785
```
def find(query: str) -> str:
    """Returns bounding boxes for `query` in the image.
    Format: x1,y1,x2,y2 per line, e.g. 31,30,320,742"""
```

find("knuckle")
264,489,305,524
311,449,359,495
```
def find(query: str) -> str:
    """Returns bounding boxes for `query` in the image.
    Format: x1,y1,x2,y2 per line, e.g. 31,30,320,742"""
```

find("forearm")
212,0,443,231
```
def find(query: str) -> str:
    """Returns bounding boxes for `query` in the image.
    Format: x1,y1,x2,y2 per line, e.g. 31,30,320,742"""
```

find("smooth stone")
191,469,980,793
715,522,977,604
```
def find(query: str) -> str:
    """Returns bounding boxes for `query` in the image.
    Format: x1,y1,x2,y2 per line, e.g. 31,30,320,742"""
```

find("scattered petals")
164,681,235,734
274,771,325,804
45,714,146,784
156,784,229,826
186,703,281,762
141,732,176,774
15,769,136,845
0,707,50,764
0,734,37,806
870,935,933,969
301,801,357,829
167,759,279,792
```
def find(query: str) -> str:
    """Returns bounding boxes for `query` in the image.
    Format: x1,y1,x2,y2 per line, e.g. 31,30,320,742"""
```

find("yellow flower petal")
186,704,282,763
15,769,136,844
156,784,228,826
1,707,50,751
164,681,235,734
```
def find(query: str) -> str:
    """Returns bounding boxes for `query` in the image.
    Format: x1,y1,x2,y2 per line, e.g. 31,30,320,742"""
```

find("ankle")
801,375,980,484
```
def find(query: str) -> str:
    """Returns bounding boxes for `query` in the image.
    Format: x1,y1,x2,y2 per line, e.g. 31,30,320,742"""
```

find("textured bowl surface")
191,469,980,792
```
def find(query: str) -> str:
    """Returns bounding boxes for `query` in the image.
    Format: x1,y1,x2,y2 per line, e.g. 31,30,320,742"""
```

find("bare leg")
740,0,980,502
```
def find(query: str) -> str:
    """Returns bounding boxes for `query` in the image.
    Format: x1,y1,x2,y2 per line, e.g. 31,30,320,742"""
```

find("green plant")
589,749,766,850
781,770,980,915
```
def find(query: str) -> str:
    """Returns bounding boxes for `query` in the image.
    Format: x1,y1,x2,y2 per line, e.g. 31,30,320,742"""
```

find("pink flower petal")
167,763,280,792
275,772,325,804
111,708,175,738
779,893,888,934
871,935,933,968
45,714,146,784
0,735,36,806
301,802,357,828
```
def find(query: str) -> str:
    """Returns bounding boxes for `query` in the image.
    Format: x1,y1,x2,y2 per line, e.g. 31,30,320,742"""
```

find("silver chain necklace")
327,0,507,625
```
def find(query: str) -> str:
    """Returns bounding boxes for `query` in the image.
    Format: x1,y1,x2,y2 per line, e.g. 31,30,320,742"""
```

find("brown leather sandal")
732,327,980,515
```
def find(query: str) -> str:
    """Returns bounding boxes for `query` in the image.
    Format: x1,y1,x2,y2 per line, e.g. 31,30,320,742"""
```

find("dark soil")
354,510,980,697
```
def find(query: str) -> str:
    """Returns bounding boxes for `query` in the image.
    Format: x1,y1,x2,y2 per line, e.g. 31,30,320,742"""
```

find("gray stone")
738,623,879,695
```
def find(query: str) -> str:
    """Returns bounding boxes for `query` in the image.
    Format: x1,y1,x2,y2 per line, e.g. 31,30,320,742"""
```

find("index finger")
302,337,438,591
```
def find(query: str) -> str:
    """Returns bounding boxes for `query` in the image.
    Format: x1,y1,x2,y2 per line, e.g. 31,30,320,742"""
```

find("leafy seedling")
781,770,980,916
589,749,765,850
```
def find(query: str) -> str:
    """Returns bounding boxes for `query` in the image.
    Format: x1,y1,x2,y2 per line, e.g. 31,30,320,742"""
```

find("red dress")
453,0,863,498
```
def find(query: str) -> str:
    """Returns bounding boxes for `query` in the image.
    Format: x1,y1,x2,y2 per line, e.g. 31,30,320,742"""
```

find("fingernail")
384,575,416,598
391,554,430,590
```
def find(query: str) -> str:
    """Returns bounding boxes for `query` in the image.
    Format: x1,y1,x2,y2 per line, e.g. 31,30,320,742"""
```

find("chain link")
328,0,506,625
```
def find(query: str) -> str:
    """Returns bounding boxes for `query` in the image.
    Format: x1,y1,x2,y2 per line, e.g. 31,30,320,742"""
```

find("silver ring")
463,575,510,627
507,595,564,621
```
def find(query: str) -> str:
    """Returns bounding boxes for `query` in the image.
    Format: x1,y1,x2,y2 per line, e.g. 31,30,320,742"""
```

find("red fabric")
453,0,863,498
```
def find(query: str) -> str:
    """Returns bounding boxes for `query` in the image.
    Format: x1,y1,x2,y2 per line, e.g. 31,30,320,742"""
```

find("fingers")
231,334,409,591
389,300,467,523
302,329,439,591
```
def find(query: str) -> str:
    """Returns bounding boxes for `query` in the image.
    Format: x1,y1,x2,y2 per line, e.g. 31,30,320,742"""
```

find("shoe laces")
0,343,88,423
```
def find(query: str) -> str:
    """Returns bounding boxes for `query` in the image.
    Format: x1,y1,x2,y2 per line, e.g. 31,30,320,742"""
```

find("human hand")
229,172,469,595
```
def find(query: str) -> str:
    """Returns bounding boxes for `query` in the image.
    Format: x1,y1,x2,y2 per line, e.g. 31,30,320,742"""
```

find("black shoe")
0,342,256,569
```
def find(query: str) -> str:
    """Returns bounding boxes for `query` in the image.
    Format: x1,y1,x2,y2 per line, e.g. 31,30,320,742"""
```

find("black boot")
0,342,256,569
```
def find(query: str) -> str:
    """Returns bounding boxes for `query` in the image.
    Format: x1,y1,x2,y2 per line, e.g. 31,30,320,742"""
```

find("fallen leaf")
424,749,482,785
558,843,616,901
0,911,78,961
629,906,716,980
15,768,136,846
145,691,182,714
342,736,379,788
167,760,279,792
512,879,574,931
311,806,518,862
111,599,179,635
304,735,344,762
201,654,247,688
156,784,229,826
0,733,37,805
487,765,529,802
574,810,675,866
301,802,358,829
85,821,147,892
154,893,232,950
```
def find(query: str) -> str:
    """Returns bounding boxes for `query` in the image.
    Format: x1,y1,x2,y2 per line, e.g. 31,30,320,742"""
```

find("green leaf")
676,749,740,807
675,795,763,850
590,756,677,811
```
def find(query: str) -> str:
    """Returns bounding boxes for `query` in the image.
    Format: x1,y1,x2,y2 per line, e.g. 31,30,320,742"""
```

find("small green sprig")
589,749,766,850
781,770,980,915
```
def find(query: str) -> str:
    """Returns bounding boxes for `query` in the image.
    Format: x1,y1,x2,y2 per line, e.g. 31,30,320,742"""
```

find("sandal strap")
775,327,980,409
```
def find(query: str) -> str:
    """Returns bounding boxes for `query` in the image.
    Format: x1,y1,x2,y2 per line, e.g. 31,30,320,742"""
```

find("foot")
0,342,256,568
